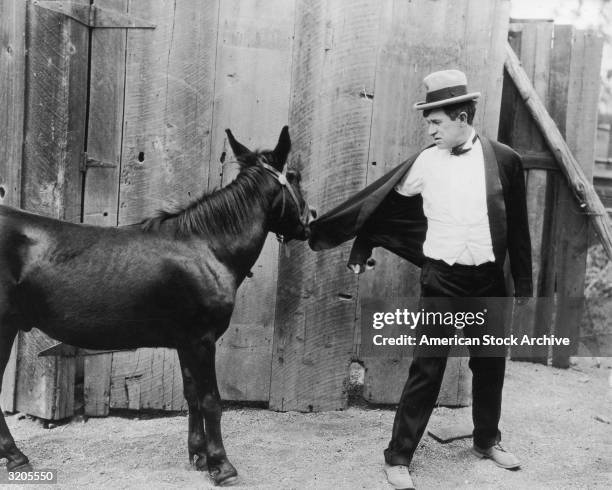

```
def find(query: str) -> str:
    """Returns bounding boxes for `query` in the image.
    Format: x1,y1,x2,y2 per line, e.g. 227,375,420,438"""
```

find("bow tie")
450,134,478,156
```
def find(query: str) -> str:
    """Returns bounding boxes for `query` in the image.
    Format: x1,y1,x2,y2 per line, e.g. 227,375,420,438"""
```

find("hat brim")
414,92,481,110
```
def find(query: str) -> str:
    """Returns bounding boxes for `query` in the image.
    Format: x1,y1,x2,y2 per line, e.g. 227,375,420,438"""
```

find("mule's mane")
141,160,274,237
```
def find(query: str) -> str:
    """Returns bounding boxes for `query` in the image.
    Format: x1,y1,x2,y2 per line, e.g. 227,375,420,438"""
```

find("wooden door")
83,0,296,414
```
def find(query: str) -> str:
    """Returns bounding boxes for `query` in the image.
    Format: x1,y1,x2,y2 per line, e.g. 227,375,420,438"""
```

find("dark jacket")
308,136,533,297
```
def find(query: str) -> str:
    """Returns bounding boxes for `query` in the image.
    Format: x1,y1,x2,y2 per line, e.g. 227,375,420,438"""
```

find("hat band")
425,85,468,103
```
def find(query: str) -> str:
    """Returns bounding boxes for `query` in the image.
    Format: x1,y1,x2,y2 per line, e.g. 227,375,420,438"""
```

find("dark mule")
0,127,313,485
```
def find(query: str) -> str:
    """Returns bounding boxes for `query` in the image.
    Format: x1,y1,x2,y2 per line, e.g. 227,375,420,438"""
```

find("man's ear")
458,112,468,124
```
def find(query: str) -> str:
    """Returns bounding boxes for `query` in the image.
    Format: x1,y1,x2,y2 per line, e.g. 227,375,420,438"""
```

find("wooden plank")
83,355,113,416
81,0,128,417
109,0,219,411
428,423,473,443
217,324,275,400
595,125,610,161
504,22,554,363
551,28,602,367
0,0,27,413
501,23,563,363
209,0,296,402
15,0,90,420
118,0,219,225
360,0,510,406
270,0,383,412
0,0,26,208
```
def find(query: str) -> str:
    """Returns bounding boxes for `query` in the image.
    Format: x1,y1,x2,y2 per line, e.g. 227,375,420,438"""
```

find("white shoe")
384,464,415,489
472,443,521,469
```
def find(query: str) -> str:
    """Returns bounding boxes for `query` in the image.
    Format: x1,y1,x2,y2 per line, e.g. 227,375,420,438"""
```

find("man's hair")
423,100,476,125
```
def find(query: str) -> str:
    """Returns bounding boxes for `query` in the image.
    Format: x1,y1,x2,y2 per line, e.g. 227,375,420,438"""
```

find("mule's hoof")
209,460,238,486
7,459,32,472
189,452,208,471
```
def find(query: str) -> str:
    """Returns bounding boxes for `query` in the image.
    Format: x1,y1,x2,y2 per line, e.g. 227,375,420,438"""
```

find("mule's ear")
226,129,251,159
273,126,291,168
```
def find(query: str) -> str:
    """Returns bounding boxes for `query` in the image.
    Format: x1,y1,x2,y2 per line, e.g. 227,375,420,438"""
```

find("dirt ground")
2,359,611,489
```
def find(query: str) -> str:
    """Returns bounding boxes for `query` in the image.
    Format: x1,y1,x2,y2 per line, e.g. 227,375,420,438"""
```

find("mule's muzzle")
296,207,315,240
308,206,317,222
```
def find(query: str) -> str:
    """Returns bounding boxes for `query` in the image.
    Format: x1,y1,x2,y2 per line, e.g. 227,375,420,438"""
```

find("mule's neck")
211,198,271,282
168,167,279,282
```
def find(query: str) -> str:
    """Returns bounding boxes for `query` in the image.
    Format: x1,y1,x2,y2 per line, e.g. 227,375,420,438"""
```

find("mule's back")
0,204,236,349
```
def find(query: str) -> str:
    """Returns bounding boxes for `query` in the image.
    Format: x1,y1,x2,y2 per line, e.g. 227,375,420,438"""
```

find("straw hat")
414,69,480,110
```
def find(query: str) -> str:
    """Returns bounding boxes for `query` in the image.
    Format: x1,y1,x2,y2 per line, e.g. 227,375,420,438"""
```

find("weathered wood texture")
358,0,510,406
15,0,90,420
0,0,27,412
271,0,510,411
210,0,296,402
505,36,608,258
6,2,603,418
270,0,383,412
549,28,602,367
500,23,602,366
81,0,129,416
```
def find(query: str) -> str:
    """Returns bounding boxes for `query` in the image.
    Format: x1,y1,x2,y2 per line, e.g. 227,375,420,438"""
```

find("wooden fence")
0,0,603,418
499,21,602,368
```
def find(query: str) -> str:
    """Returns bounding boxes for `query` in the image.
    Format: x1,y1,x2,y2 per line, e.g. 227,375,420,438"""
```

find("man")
309,69,532,489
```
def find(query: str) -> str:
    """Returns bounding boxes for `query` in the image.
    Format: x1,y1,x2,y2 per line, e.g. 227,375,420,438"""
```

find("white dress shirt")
394,130,495,266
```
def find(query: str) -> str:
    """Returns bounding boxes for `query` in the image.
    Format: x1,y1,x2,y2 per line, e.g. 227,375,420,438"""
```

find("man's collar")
450,128,477,156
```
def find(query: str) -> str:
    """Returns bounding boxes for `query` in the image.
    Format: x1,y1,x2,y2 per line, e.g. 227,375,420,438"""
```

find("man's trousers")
384,258,508,466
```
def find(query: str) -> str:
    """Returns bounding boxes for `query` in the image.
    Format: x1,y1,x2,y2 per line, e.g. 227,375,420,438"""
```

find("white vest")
394,130,495,266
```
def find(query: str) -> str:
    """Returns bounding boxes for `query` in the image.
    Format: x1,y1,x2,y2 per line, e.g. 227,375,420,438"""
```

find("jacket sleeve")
506,154,533,297
346,190,427,269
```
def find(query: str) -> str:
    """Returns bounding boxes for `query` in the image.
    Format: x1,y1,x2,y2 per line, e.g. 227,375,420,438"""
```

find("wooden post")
550,29,602,367
14,0,91,420
0,0,27,413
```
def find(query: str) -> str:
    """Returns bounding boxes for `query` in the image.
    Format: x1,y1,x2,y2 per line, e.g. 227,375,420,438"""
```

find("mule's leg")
0,322,30,470
177,348,207,471
180,339,237,486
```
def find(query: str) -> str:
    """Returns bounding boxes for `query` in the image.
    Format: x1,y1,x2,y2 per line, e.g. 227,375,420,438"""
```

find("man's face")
425,109,467,150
